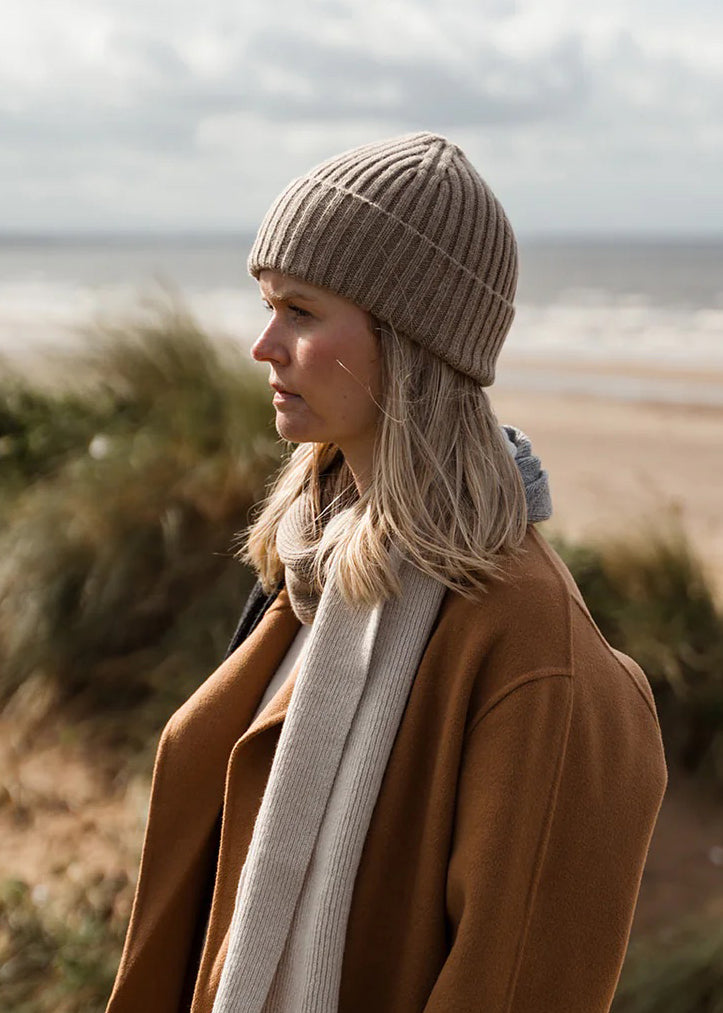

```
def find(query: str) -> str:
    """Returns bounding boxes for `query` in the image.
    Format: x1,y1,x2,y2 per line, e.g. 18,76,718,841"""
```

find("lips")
270,382,299,396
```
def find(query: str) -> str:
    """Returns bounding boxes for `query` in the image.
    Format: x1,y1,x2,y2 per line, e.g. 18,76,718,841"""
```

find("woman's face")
252,269,383,489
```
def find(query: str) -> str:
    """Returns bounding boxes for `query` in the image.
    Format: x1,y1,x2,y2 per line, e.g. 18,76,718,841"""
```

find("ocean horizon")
2,233,722,403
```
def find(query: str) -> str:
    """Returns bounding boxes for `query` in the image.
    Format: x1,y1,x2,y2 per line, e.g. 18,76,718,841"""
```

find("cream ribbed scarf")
212,499,444,1013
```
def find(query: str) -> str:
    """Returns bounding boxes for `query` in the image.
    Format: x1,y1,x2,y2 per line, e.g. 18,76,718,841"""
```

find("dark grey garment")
502,424,553,524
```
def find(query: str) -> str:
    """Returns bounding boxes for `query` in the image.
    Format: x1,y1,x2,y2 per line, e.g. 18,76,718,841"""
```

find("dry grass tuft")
0,296,281,758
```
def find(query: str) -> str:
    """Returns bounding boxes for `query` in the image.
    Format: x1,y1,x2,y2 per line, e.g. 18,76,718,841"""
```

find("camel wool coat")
106,528,667,1013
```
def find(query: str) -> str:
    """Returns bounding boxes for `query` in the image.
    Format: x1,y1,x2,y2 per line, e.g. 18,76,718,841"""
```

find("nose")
251,315,290,366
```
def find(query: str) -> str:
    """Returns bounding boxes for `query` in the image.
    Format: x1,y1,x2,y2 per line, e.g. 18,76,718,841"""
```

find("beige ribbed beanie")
248,131,517,386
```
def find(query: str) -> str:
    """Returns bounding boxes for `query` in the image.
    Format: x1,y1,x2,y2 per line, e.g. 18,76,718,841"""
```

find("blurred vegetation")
0,297,281,760
612,914,723,1012
1,301,722,1011
0,877,127,1013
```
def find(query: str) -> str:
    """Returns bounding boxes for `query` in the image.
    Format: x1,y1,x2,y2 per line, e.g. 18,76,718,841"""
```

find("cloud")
1,0,721,232
233,31,590,127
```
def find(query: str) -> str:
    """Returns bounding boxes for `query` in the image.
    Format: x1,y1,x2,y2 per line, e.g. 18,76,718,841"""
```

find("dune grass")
0,297,281,757
0,877,127,1013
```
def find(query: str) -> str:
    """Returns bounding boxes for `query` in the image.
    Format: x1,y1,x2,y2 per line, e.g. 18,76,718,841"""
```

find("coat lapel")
106,589,300,1013
188,657,303,1012
240,658,299,741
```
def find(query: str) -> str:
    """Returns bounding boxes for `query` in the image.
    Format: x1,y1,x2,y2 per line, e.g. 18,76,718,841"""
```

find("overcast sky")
2,0,722,236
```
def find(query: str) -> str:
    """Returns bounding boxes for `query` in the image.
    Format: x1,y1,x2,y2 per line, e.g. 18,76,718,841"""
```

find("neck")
339,450,372,496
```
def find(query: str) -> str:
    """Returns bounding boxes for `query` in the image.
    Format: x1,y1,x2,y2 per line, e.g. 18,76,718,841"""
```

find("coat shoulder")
436,527,661,733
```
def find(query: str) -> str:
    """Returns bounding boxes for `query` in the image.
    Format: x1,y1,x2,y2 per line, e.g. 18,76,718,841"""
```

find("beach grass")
0,297,280,758
0,876,127,1013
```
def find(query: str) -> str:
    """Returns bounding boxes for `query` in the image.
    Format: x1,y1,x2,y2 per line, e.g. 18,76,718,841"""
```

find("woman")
107,132,667,1013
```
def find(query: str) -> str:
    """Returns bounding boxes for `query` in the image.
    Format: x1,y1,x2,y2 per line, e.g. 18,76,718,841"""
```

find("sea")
1,234,722,404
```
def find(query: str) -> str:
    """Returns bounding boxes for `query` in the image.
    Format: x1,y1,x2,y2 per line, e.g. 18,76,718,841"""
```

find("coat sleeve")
422,670,667,1013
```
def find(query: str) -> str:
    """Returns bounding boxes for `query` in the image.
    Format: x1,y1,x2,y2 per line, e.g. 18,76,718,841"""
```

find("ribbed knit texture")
211,542,444,1013
502,425,553,524
274,469,356,626
248,132,518,386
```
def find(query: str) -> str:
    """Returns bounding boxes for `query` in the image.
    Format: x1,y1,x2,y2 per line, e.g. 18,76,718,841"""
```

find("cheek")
297,340,338,378
299,323,379,405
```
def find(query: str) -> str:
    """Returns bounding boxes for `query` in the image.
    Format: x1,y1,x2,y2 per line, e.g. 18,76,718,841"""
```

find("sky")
2,0,722,237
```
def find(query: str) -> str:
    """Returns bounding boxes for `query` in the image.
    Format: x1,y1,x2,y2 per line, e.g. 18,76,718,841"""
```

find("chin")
275,419,324,445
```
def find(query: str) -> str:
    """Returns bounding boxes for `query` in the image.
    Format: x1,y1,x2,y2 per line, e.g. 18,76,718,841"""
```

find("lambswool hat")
248,131,518,386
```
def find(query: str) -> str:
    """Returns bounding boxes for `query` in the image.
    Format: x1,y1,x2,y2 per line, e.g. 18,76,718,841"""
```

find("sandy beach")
491,357,723,599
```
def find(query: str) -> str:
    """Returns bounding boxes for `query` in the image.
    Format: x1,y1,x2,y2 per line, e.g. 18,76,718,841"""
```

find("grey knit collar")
502,424,553,524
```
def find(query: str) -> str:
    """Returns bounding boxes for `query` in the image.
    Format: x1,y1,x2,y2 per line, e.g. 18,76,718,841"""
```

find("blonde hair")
239,318,528,606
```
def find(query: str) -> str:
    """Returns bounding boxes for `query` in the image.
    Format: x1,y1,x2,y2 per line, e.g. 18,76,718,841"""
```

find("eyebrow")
260,287,319,303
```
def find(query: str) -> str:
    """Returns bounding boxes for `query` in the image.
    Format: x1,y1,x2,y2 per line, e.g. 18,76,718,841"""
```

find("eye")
259,298,310,319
